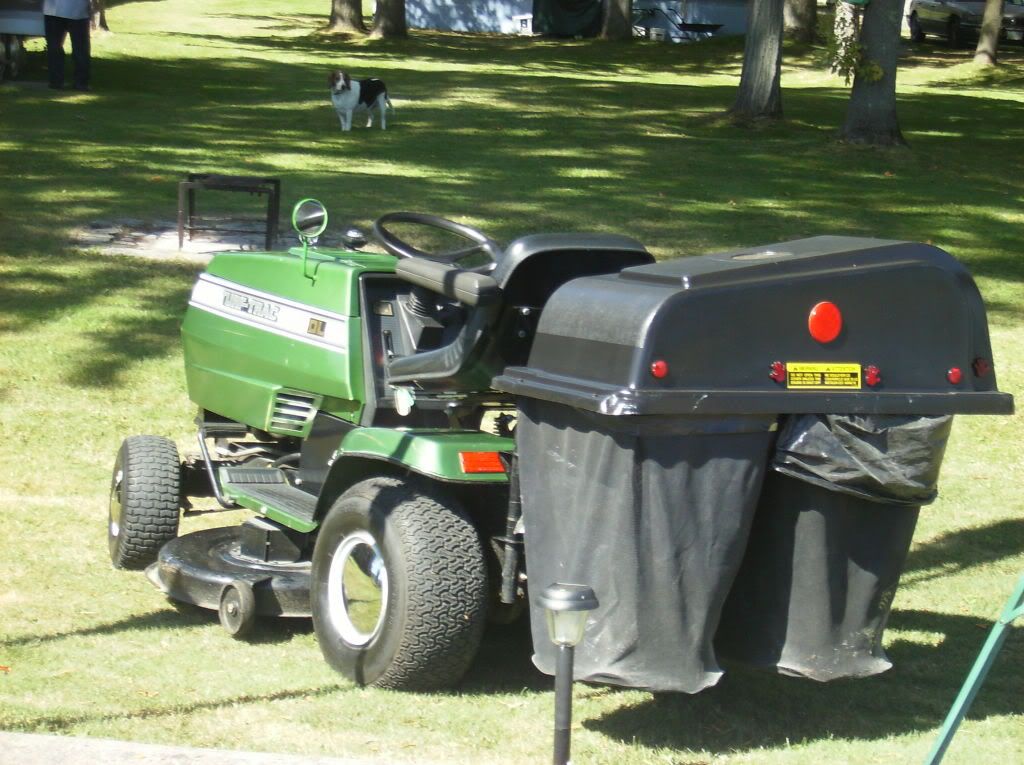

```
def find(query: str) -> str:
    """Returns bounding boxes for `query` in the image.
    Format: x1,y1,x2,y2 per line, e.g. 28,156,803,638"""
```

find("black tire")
909,13,925,43
108,435,181,570
219,581,257,638
311,477,488,690
947,16,962,47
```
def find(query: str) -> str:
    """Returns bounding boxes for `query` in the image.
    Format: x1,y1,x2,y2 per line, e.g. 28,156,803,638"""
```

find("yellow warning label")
786,362,862,390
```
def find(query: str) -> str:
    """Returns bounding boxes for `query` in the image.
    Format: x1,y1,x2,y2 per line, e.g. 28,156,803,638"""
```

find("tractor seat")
386,233,654,393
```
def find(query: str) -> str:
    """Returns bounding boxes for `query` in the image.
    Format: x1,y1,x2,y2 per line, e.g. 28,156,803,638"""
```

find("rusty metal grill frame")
177,174,281,251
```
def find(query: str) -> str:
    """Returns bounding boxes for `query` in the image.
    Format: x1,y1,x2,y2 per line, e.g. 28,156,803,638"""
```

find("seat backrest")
386,233,653,393
492,233,653,304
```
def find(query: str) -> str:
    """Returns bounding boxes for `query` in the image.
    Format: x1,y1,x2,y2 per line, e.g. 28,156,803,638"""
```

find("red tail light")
808,301,842,344
650,360,669,379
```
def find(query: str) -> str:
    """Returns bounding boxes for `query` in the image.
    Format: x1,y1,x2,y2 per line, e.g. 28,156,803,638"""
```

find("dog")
329,71,392,131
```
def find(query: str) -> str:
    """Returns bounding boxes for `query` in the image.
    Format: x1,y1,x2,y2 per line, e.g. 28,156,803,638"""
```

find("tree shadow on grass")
0,253,196,389
0,608,210,649
585,517,1024,754
902,517,1024,587
4,41,1023,258
587,607,1021,754
0,603,315,650
6,683,349,733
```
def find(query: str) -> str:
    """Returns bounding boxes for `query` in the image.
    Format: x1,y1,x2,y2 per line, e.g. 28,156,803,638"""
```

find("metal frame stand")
177,173,281,251
924,573,1024,764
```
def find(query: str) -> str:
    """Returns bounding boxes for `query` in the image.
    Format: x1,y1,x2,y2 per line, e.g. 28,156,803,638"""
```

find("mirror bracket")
291,199,329,283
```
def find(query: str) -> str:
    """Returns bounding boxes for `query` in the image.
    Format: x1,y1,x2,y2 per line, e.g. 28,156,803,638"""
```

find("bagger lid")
493,236,1014,416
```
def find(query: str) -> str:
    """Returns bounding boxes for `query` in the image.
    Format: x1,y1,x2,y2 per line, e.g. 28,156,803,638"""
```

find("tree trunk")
840,0,906,146
973,0,1004,65
784,0,816,43
330,0,367,33
601,0,633,40
372,0,407,38
731,0,785,121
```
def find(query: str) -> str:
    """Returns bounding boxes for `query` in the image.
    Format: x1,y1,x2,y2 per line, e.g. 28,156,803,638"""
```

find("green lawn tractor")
109,200,1012,693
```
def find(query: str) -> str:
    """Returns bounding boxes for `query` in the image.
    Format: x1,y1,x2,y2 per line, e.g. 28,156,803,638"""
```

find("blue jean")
44,15,90,89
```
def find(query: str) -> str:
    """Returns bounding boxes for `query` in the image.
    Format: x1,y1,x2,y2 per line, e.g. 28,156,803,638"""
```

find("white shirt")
43,0,91,20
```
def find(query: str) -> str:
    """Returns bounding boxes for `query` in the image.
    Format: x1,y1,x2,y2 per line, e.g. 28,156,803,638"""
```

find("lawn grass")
0,2,1022,763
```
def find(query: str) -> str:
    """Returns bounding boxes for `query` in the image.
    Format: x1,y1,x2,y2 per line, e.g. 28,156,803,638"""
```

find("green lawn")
1,2,1022,763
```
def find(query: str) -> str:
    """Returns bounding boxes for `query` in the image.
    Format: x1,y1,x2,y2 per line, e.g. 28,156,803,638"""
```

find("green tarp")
532,0,603,37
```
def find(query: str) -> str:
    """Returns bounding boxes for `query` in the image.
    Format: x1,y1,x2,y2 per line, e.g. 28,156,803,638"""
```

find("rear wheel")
311,477,488,690
108,436,181,569
909,13,925,42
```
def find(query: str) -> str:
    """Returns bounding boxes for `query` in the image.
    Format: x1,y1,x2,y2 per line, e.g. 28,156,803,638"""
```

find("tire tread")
110,435,181,570
315,477,488,691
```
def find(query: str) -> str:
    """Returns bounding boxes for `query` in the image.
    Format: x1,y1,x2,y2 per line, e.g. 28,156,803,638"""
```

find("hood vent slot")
269,390,322,436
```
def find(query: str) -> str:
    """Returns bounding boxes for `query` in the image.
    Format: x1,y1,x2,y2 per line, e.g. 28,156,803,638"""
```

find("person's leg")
68,17,90,90
44,15,68,89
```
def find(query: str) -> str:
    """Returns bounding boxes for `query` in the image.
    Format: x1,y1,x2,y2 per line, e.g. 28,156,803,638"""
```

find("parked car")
908,0,1024,47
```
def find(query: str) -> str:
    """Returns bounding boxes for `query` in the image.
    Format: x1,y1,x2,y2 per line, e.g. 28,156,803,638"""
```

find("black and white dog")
329,71,392,131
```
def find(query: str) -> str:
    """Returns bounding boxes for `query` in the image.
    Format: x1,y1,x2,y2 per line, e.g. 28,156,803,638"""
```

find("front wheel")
108,436,181,569
311,477,488,690
909,13,925,42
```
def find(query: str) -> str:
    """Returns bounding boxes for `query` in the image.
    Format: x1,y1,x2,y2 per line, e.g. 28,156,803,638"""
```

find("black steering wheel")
373,212,503,267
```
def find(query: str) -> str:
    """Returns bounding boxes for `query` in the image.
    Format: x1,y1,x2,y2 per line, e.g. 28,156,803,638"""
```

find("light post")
537,583,599,765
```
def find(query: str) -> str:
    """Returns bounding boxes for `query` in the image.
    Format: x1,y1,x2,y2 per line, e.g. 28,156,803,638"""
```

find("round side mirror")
292,199,328,241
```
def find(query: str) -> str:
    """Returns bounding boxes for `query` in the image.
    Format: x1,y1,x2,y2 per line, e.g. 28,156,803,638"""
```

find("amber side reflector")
459,451,506,474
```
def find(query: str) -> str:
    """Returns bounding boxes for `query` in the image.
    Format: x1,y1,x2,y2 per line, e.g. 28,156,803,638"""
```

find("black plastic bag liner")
716,414,952,681
772,414,954,506
516,398,776,693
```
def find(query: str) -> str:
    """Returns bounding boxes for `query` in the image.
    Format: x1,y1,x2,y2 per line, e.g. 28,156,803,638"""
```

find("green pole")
924,573,1024,765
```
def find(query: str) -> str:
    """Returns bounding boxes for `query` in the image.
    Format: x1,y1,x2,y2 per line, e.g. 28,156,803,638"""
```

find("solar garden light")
537,582,599,765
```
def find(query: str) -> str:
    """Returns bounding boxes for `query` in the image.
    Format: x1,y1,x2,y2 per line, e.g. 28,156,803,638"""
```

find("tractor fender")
314,428,513,521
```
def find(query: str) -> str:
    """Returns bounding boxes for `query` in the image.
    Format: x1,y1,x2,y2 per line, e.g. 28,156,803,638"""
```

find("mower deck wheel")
108,435,181,570
219,580,257,638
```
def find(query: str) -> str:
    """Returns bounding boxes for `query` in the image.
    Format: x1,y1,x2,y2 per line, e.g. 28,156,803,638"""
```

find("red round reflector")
650,360,669,379
808,301,842,344
947,367,963,385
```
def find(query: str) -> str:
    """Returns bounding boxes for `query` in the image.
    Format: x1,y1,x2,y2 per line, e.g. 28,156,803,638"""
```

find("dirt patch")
70,219,304,263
